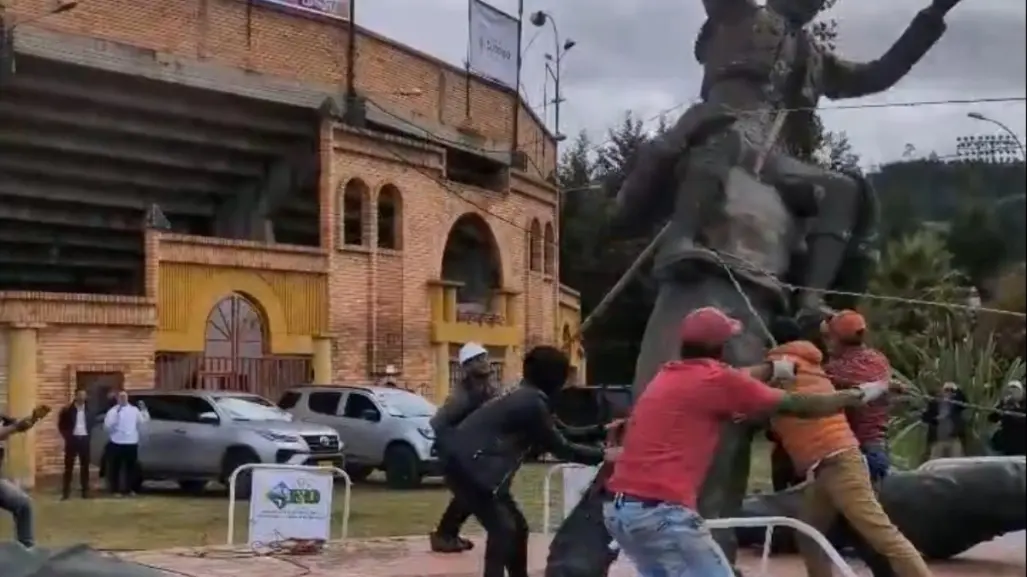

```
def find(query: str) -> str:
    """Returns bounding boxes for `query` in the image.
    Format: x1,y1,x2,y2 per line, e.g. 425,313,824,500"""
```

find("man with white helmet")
429,342,497,552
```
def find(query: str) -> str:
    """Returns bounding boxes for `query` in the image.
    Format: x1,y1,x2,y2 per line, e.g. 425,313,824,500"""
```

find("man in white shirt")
103,390,149,497
58,388,94,499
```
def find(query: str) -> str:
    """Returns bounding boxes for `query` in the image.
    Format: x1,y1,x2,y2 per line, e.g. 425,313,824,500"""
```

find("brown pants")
928,439,963,460
797,449,931,577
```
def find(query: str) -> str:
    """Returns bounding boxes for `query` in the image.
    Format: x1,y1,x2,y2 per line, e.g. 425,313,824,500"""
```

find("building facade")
0,0,583,485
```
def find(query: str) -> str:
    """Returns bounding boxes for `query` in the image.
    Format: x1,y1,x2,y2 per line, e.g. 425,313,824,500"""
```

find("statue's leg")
762,154,861,313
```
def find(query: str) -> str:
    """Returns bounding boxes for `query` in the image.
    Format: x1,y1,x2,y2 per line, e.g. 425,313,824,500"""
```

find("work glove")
858,381,890,403
770,359,797,383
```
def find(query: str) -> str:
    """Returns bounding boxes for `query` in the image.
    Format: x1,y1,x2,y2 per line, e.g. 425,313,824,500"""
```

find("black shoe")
429,532,466,553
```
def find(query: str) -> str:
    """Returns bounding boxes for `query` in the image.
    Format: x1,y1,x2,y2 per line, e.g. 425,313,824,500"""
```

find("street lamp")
530,10,574,143
966,112,1026,161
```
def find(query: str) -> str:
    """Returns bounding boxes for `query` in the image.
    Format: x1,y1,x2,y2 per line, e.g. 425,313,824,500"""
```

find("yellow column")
4,325,38,488
433,344,450,403
312,336,333,385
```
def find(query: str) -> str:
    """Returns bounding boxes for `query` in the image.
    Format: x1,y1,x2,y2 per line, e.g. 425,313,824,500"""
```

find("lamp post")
965,112,1026,161
530,11,574,143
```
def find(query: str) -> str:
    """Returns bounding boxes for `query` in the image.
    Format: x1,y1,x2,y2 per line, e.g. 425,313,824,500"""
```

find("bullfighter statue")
546,0,967,575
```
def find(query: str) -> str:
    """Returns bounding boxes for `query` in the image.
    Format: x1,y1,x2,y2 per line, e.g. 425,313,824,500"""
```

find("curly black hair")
523,345,571,396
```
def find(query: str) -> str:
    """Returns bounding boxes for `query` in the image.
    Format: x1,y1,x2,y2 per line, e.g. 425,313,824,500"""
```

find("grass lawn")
2,445,772,551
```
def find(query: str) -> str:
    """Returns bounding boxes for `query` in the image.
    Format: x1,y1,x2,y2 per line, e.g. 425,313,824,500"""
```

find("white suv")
278,385,440,489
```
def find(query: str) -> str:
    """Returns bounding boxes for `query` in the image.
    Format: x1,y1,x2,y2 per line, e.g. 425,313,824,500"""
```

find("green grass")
3,447,772,551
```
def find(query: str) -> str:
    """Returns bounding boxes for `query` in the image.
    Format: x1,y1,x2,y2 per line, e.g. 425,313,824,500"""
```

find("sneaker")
429,532,466,553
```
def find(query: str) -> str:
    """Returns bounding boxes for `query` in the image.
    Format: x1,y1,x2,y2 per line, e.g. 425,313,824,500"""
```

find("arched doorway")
154,292,311,398
441,213,503,322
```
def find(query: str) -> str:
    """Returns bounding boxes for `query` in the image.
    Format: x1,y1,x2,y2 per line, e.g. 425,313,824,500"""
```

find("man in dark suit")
57,388,93,499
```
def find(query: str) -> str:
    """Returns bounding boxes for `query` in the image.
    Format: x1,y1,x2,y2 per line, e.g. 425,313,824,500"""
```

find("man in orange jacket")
767,336,932,577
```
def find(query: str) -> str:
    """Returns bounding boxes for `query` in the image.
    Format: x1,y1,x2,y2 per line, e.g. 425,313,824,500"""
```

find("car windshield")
213,395,293,421
374,390,436,417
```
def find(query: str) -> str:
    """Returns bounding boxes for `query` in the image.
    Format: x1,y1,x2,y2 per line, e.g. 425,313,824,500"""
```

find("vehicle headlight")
257,430,301,443
417,426,435,440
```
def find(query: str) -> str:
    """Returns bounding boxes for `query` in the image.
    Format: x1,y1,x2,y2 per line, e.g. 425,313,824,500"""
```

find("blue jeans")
861,444,890,483
0,479,34,547
603,495,731,577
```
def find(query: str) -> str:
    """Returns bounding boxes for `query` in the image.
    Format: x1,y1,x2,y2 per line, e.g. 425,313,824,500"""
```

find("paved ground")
119,532,1025,577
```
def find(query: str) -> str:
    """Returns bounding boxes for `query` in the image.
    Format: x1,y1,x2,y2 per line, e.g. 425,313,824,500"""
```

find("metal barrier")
226,463,352,546
543,464,858,577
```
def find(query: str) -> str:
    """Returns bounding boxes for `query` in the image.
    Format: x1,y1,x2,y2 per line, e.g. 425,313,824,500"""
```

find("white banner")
248,468,333,547
561,465,600,518
467,0,520,89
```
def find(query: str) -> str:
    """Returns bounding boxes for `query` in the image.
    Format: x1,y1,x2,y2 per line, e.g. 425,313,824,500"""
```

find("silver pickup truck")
91,389,344,498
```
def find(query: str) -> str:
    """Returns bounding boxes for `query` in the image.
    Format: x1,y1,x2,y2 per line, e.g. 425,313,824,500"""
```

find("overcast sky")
359,0,1026,168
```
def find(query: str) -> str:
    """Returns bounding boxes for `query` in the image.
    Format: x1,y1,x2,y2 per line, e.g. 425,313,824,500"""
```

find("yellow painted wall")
156,263,327,354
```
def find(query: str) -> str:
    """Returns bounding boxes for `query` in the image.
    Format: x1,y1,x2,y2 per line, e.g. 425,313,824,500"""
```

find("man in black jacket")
922,382,968,460
429,342,497,553
57,388,94,500
446,345,616,577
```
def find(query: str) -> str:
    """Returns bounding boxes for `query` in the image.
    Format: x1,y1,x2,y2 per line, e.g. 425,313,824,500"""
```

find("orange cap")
825,310,867,340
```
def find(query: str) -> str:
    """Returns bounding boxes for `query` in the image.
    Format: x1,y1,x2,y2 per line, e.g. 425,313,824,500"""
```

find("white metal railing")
543,464,859,577
226,463,352,545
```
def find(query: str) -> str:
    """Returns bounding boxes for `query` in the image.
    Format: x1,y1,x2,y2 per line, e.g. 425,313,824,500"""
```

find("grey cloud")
360,0,1024,166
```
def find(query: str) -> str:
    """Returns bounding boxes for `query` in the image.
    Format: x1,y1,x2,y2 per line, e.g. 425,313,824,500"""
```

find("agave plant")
888,330,1025,468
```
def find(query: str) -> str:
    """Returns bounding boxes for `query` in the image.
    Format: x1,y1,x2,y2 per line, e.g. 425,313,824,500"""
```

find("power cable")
366,94,1027,157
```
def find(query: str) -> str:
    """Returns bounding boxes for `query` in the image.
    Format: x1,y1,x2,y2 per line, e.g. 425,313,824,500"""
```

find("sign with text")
248,468,333,546
467,0,519,89
254,0,350,21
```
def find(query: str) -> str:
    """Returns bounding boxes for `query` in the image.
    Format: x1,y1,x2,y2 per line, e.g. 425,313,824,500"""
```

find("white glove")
770,360,797,382
857,381,889,403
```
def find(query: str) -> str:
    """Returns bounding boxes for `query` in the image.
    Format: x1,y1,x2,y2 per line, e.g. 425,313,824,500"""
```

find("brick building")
0,0,584,485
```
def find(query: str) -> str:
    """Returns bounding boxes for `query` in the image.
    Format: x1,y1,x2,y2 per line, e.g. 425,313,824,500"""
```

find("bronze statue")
546,0,965,574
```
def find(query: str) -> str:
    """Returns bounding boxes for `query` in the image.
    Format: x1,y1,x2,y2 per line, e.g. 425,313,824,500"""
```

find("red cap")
680,307,743,347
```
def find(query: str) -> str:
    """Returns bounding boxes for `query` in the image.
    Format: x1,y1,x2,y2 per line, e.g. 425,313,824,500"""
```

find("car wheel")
222,448,260,500
384,443,421,490
177,479,208,494
344,464,373,483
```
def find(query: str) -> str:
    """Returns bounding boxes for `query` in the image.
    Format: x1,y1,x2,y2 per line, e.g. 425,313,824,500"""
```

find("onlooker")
58,388,94,500
989,380,1026,457
603,307,876,577
103,390,149,496
429,342,498,553
380,365,401,388
922,382,968,460
822,310,895,482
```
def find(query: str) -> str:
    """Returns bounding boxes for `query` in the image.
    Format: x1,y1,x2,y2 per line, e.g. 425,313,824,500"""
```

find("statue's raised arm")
822,0,964,99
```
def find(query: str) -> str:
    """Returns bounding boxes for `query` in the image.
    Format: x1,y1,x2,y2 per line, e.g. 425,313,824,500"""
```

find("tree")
946,202,1009,290
816,130,861,173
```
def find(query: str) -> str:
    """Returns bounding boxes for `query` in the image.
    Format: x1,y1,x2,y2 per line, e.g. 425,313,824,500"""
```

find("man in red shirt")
822,310,894,481
603,307,885,576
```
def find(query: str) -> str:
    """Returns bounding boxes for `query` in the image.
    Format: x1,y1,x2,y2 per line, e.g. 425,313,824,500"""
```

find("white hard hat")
458,342,488,365
1008,380,1023,390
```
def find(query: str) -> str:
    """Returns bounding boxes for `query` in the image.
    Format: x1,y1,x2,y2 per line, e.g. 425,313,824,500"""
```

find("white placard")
561,465,600,518
248,468,333,547
467,0,520,89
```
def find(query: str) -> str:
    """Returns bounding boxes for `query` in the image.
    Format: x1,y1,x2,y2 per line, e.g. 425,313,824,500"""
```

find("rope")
707,252,1025,419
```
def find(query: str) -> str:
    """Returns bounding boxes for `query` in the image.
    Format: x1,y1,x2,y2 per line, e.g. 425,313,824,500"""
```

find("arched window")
204,293,265,360
441,213,502,313
529,219,542,272
543,222,555,275
377,184,402,250
340,179,369,247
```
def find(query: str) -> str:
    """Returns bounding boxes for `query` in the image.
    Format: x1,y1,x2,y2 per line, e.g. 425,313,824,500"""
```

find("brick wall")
329,128,560,388
34,325,155,475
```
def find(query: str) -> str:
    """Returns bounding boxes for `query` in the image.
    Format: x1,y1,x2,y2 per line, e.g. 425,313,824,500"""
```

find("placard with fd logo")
248,468,334,547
